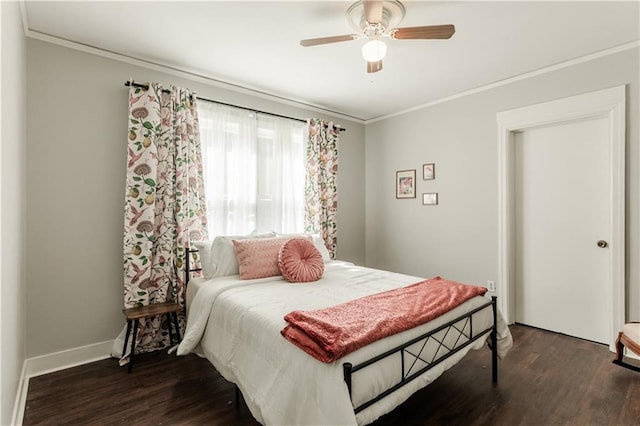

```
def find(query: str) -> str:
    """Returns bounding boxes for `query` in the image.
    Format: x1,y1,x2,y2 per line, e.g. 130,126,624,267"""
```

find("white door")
514,116,610,344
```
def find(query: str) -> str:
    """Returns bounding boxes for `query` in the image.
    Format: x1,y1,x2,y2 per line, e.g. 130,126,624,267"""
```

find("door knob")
597,240,608,248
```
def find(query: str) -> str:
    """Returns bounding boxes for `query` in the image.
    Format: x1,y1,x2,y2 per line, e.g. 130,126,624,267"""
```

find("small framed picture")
422,192,438,205
396,170,416,199
423,163,435,180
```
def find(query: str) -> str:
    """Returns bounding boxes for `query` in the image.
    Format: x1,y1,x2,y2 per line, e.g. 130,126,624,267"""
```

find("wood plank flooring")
23,325,640,425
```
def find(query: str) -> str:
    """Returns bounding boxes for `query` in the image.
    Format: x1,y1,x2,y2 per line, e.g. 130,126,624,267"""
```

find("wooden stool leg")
122,320,132,361
172,311,181,341
128,319,139,374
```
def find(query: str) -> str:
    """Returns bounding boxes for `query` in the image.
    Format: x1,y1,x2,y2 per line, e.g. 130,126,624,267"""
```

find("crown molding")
21,18,365,125
17,1,639,126
366,40,640,124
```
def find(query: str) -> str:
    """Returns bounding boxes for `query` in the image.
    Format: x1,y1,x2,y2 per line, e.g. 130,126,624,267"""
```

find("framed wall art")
422,192,438,205
396,169,416,199
423,163,435,180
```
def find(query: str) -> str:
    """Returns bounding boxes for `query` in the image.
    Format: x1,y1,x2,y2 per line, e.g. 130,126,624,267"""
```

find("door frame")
496,85,626,351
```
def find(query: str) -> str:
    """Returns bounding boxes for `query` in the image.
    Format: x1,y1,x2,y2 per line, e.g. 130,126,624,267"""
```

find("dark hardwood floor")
23,325,639,425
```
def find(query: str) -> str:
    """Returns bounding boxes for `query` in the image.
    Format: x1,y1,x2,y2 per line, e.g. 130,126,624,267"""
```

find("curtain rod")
124,81,345,132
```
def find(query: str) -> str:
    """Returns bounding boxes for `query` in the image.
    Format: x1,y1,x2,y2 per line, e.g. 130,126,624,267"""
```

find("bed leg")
491,296,498,383
343,362,353,399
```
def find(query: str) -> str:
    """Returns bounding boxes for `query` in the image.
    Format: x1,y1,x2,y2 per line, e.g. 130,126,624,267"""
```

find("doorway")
497,86,626,351
513,117,609,343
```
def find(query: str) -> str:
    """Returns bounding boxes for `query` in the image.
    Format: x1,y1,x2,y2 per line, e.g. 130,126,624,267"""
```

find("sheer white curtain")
198,101,306,237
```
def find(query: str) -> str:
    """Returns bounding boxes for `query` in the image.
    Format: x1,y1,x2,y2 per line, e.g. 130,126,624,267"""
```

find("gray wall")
365,47,640,320
1,1,27,424
26,39,366,358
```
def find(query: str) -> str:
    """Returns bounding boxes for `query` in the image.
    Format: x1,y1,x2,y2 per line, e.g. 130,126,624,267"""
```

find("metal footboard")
343,296,498,414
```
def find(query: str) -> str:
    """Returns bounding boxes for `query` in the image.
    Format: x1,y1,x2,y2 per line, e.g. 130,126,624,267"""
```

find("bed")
177,236,513,425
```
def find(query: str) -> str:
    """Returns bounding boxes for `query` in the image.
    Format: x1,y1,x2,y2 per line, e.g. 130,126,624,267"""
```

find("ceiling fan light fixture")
361,39,387,62
300,0,455,73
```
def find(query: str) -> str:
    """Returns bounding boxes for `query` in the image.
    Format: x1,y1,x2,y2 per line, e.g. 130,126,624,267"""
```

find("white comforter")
177,261,512,425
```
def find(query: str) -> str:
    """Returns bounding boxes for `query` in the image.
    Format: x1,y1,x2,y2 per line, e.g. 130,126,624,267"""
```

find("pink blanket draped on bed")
281,277,487,363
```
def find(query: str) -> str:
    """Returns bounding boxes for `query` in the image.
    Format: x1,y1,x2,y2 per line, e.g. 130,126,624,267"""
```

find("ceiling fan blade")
367,60,383,73
300,34,360,47
390,24,455,40
363,0,383,24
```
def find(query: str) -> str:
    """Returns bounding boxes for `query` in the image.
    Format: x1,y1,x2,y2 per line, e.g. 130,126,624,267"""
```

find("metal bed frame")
184,246,201,295
344,296,497,413
184,246,498,415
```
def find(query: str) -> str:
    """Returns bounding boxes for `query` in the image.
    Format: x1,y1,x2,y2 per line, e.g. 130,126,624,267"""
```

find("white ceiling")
23,1,640,122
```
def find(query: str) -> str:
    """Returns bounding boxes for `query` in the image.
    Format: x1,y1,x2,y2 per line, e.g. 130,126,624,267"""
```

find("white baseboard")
11,362,28,426
24,340,114,379
12,340,115,425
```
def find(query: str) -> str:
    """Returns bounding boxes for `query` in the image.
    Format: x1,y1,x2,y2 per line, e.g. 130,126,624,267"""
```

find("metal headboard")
184,246,202,286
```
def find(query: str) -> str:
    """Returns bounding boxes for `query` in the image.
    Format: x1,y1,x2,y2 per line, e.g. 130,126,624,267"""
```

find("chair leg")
612,332,640,372
615,332,624,363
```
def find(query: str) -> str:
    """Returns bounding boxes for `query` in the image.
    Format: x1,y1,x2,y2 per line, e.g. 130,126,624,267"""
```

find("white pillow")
310,234,332,262
190,240,215,278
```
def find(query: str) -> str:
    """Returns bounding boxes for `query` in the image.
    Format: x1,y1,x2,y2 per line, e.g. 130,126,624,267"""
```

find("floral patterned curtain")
304,118,339,258
122,83,208,354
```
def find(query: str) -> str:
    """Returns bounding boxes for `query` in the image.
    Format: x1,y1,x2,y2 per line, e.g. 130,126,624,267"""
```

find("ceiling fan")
300,0,455,73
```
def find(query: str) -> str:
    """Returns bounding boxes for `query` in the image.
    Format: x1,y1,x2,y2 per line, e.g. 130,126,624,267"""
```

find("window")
197,101,307,237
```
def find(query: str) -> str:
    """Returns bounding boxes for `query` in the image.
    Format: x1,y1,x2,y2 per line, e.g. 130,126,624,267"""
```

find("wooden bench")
122,302,182,373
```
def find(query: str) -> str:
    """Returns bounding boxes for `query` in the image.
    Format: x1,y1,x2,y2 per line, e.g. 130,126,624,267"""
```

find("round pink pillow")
278,238,324,283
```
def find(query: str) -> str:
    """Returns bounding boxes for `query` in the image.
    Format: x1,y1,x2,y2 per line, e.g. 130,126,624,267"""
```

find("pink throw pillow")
233,236,293,280
278,238,324,283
